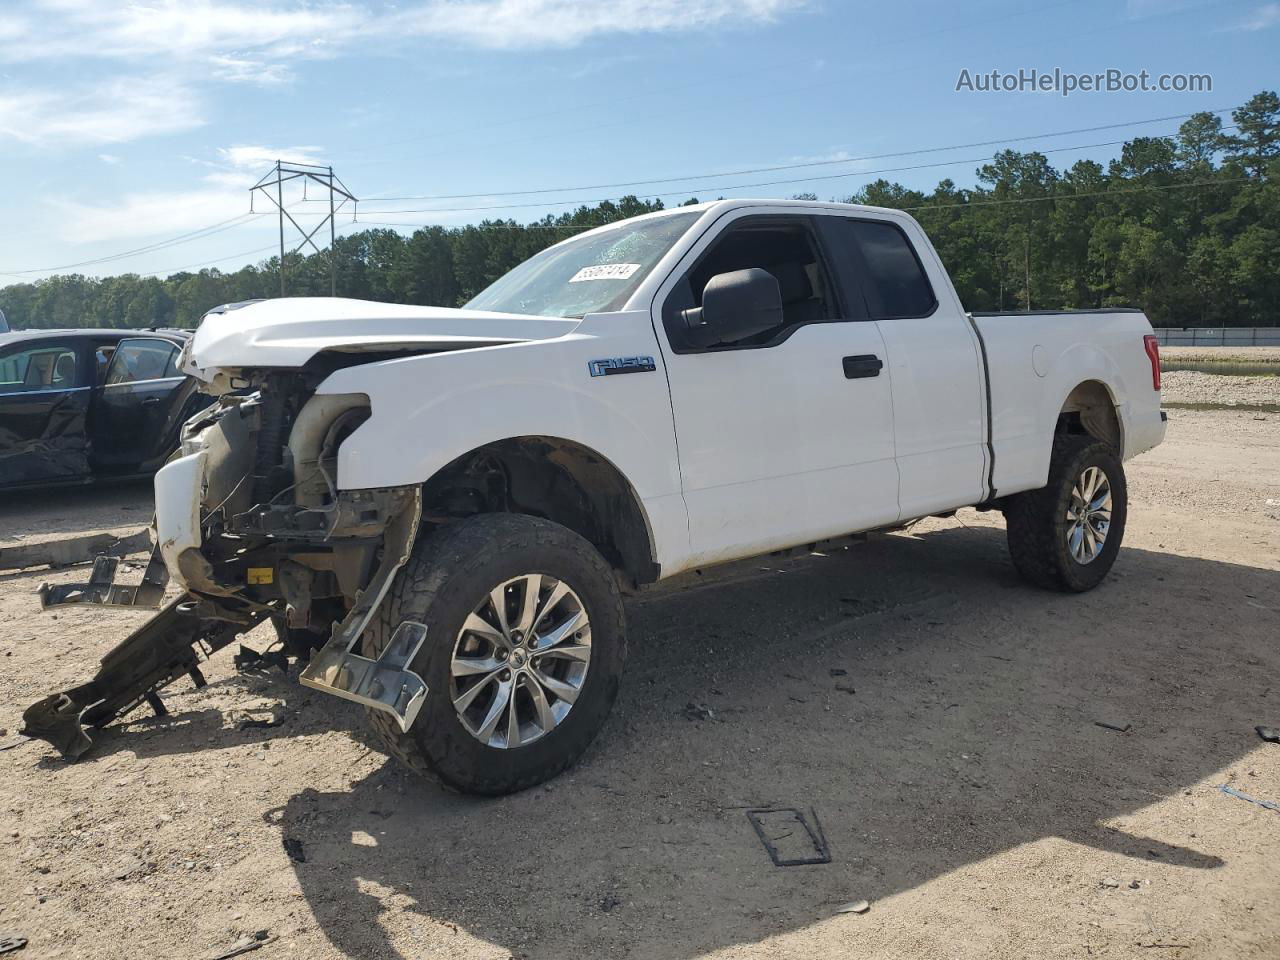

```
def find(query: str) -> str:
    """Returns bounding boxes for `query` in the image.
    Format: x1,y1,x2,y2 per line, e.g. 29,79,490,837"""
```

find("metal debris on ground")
829,668,848,677
746,807,832,866
1255,725,1280,744
282,837,306,863
238,715,285,731
0,934,27,955
836,900,871,914
1094,721,1133,733
38,548,169,609
234,645,290,674
683,702,714,722
1218,784,1280,812
0,529,150,572
207,930,272,960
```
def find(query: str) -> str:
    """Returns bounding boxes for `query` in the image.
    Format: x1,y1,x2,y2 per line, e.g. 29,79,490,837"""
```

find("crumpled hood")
185,297,581,375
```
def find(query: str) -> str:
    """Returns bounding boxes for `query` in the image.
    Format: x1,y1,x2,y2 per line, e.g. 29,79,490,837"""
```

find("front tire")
1004,435,1127,592
363,513,626,795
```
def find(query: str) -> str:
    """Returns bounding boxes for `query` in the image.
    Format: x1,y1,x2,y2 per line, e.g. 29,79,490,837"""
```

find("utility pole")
250,160,356,298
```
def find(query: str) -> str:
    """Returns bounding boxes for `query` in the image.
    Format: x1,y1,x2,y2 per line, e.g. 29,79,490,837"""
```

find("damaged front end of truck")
21,365,430,759
18,297,557,761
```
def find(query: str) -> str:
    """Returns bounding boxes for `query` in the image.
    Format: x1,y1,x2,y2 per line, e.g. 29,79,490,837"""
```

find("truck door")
0,338,92,487
88,337,186,476
653,211,900,568
818,216,987,518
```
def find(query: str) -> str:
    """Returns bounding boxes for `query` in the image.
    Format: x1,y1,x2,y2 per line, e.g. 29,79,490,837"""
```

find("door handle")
842,355,883,379
141,397,162,405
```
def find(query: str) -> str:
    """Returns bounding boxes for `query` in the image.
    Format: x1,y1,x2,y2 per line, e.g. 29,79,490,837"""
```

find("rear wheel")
1004,435,1127,592
362,513,626,795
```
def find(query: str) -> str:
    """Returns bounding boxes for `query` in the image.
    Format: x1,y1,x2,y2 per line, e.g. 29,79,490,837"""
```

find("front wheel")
362,513,626,795
1004,435,1128,592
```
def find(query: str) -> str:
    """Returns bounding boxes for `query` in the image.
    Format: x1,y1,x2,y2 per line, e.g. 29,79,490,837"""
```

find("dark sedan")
0,328,212,490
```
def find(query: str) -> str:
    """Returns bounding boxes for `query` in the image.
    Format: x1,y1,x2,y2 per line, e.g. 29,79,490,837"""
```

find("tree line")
3,91,1276,331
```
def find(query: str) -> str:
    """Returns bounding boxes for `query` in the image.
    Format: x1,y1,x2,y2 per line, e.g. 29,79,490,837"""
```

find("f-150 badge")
588,356,657,377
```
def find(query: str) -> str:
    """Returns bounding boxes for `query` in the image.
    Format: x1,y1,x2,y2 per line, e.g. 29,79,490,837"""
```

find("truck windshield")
465,211,701,318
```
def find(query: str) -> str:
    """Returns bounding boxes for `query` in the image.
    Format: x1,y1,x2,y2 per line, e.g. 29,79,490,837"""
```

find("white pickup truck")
23,199,1166,795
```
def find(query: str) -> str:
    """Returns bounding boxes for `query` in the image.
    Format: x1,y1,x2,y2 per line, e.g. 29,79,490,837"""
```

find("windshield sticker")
569,263,642,283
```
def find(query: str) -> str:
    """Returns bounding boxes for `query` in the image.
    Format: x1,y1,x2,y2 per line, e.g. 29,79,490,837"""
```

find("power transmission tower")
250,161,357,298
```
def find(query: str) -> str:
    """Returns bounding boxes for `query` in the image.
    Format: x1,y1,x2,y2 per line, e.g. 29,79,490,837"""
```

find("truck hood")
185,297,580,375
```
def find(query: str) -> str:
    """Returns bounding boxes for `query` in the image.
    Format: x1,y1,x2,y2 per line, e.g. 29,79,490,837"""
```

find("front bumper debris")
21,598,263,759
38,547,169,610
23,383,433,761
298,488,429,732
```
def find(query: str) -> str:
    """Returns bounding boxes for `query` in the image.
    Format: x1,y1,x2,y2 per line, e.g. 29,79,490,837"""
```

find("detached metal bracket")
301,621,430,732
299,489,429,732
746,807,832,867
38,547,169,610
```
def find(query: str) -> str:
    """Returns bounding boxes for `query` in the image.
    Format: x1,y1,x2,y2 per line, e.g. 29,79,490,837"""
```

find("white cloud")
51,143,329,244
2,0,803,62
209,55,295,86
98,153,122,164
0,76,204,146
1227,3,1280,30
0,0,805,148
389,0,805,49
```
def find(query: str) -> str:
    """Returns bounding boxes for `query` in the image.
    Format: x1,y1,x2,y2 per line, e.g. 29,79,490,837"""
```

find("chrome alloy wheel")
1066,465,1112,565
449,574,592,749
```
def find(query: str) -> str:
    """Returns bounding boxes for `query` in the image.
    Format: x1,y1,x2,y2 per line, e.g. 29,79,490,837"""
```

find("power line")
355,126,1237,216
3,203,339,280
342,0,1095,166
354,221,604,232
354,110,1235,203
139,219,366,278
903,176,1254,213
128,177,1259,277
344,178,1256,238
341,0,1229,178
2,213,262,276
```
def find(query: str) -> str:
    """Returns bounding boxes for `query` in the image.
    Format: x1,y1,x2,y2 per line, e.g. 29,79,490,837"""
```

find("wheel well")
1056,380,1122,452
420,437,659,588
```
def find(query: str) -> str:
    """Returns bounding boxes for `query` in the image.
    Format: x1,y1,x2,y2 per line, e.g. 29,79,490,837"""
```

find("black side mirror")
681,268,784,348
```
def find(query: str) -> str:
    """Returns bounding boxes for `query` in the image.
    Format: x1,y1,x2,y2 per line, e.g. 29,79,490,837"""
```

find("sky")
0,0,1275,283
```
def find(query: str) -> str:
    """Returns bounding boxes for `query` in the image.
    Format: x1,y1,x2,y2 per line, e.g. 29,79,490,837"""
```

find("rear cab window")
822,218,938,320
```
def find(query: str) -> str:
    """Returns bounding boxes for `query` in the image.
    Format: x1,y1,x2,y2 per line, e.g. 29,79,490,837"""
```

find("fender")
314,311,691,572
1020,343,1128,492
982,319,1134,497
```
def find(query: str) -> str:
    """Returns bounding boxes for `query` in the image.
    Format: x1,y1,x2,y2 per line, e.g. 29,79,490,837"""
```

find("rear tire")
362,513,626,795
1004,435,1127,592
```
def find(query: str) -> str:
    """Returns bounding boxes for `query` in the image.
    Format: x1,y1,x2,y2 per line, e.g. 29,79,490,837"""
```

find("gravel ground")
1,404,1278,960
1162,370,1280,408
1161,347,1280,364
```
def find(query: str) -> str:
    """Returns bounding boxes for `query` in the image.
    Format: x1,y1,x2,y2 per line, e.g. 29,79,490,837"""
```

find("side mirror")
681,268,784,348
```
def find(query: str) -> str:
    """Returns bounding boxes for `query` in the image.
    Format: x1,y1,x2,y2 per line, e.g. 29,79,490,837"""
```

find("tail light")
1143,335,1161,391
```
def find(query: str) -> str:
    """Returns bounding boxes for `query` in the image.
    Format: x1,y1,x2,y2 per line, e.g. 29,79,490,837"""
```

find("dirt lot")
2,404,1278,959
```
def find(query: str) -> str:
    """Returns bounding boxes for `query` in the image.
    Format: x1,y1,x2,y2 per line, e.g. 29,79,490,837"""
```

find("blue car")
0,328,212,490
